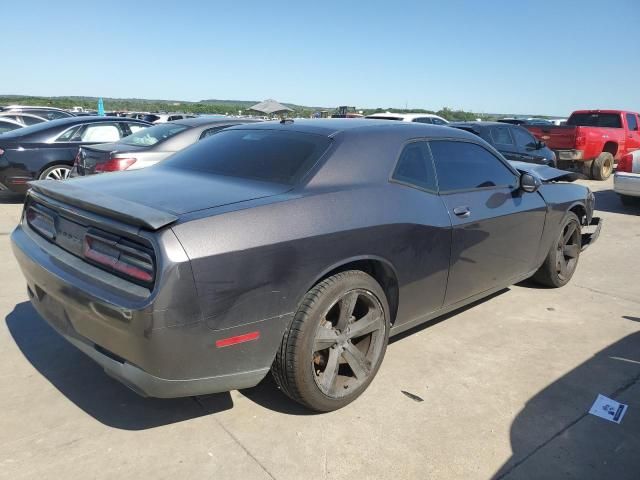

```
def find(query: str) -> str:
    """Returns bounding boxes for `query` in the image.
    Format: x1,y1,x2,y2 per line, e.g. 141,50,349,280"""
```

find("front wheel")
272,270,389,412
39,164,72,181
532,212,582,288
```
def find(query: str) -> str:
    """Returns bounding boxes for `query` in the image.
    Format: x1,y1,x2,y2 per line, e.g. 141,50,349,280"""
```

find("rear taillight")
83,232,154,284
617,153,633,173
575,132,586,148
26,206,56,240
95,157,137,173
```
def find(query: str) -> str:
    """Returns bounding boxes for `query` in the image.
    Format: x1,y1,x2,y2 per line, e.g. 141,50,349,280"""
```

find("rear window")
142,114,160,123
567,113,622,128
120,123,188,146
163,129,332,185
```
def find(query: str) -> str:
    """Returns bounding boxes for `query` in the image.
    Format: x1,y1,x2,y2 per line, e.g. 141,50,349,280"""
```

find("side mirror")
520,173,541,193
536,140,546,149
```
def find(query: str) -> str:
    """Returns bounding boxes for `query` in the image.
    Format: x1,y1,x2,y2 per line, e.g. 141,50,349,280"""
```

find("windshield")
163,129,332,185
120,123,188,146
567,113,622,128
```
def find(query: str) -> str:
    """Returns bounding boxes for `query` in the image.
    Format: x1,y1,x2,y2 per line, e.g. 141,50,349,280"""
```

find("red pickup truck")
525,110,640,180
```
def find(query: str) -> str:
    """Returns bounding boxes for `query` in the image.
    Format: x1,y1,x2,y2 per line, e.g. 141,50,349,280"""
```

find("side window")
431,117,447,125
74,123,121,142
127,123,147,134
55,126,80,142
512,127,537,148
392,142,436,191
430,140,517,192
413,117,432,124
199,126,228,139
626,113,638,131
490,126,514,145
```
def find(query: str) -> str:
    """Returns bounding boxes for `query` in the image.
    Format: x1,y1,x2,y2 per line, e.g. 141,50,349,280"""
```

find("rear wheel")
39,164,71,181
532,212,581,288
272,270,389,412
591,152,614,180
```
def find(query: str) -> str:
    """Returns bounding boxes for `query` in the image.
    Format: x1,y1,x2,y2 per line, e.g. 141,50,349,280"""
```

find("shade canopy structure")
248,99,293,116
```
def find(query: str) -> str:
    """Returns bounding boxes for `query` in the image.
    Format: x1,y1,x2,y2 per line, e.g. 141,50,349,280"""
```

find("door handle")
453,206,471,218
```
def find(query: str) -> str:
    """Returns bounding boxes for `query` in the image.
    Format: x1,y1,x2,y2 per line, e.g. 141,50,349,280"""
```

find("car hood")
508,161,580,182
29,166,291,229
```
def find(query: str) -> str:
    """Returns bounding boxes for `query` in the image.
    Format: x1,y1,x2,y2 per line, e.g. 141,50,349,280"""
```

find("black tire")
272,270,390,412
591,152,614,180
532,212,581,288
39,164,72,181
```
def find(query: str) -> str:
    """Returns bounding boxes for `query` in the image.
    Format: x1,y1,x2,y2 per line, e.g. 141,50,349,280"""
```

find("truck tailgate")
525,125,577,150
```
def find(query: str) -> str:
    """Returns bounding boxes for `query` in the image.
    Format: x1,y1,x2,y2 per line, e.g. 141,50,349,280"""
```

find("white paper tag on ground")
589,394,627,424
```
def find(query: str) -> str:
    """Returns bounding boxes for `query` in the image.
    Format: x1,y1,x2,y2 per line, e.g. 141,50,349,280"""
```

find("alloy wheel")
312,289,386,398
43,167,71,181
556,221,580,281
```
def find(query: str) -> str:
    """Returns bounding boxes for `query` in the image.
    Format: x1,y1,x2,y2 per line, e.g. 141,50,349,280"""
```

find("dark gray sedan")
11,120,601,411
72,116,261,175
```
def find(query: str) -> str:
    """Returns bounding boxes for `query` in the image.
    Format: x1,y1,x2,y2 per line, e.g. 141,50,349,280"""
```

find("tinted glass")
0,120,21,134
28,109,70,120
55,126,80,142
490,126,514,145
430,140,517,191
392,142,436,191
567,113,622,128
120,123,188,146
163,129,332,185
142,114,160,123
413,117,432,124
626,113,638,131
431,117,447,125
128,123,147,133
512,127,537,148
21,115,46,126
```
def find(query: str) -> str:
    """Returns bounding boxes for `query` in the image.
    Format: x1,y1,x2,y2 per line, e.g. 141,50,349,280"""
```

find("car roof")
171,116,262,127
225,118,474,140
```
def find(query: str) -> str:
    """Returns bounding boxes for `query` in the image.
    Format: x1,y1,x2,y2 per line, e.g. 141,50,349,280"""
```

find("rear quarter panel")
171,184,452,332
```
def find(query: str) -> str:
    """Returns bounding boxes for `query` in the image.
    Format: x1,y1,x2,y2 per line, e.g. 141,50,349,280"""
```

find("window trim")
388,139,438,194
490,125,515,146
427,138,520,195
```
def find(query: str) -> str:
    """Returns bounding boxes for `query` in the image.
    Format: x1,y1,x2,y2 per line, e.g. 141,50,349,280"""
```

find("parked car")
449,122,557,166
525,110,640,180
0,116,150,193
365,112,449,125
0,112,48,126
498,118,553,126
0,105,74,120
614,150,640,205
72,117,261,176
0,118,24,134
11,119,601,411
142,113,197,124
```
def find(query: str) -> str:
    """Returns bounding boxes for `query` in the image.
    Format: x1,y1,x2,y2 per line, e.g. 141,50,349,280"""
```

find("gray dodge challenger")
11,119,601,411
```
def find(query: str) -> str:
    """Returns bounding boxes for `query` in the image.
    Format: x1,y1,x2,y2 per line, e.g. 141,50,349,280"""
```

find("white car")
365,112,449,125
614,150,640,205
143,113,198,124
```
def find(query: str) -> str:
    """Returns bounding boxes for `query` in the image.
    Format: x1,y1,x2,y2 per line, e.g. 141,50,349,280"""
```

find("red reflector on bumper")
215,331,260,348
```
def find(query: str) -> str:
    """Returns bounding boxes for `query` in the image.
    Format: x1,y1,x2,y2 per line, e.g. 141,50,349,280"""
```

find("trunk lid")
525,125,577,150
29,166,291,230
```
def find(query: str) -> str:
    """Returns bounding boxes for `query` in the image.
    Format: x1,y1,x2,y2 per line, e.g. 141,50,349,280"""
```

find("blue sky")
2,0,639,115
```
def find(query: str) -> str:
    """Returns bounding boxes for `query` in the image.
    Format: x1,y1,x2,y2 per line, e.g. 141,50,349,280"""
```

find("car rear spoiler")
28,180,178,231
508,161,582,182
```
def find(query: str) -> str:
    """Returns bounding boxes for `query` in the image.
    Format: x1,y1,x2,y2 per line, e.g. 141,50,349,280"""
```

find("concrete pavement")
0,178,638,479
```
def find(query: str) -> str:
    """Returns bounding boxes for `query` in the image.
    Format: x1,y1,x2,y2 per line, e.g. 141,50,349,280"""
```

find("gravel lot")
0,178,638,480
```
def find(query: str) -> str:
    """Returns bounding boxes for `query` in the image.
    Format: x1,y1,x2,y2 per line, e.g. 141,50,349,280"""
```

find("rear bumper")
581,217,602,251
614,172,640,197
555,149,584,161
11,223,291,398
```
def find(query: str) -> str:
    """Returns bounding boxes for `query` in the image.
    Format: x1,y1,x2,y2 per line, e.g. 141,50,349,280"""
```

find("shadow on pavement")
0,193,25,204
493,331,640,479
593,189,639,215
6,302,234,430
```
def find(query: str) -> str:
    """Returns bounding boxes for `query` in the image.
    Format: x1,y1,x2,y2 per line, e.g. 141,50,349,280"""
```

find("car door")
512,125,546,164
624,113,640,152
429,139,547,306
488,125,520,161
